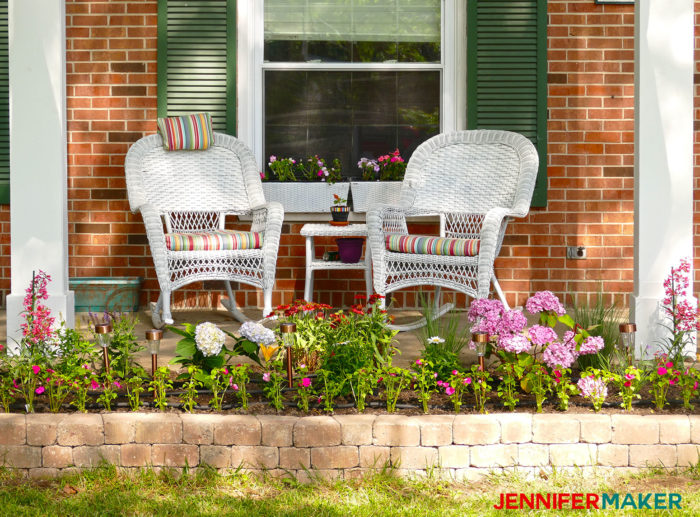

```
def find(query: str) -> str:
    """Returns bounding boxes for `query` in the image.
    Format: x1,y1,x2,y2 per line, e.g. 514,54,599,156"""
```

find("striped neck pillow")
385,234,480,257
157,113,214,151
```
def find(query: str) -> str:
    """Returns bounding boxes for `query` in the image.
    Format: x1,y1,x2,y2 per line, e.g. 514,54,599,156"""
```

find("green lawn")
0,464,698,516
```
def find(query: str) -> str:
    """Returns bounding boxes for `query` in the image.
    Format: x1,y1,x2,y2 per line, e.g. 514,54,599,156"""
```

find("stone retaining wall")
1,413,699,480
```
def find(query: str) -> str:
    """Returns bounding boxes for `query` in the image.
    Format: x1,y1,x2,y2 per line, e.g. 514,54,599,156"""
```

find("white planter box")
350,181,402,212
262,182,350,213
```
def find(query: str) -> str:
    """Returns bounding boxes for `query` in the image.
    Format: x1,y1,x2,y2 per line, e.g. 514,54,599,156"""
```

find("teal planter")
69,277,143,313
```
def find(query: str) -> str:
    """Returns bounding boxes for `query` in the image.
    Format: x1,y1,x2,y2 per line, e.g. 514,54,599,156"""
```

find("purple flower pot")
336,237,364,263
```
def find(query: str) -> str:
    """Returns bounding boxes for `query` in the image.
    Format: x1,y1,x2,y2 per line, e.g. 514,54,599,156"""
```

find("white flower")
194,322,226,357
239,321,276,346
427,336,445,344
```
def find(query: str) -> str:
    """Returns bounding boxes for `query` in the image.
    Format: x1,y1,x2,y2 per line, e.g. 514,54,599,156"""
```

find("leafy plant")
420,297,470,380
569,290,625,370
70,364,96,413
410,359,438,414
0,375,16,413
349,367,378,413
648,357,677,411
437,370,471,414
679,368,699,410
261,363,285,411
551,368,577,411
357,149,406,181
41,369,72,413
208,367,231,411
180,366,203,413
96,371,119,412
657,258,700,363
149,366,173,411
229,364,251,410
125,376,145,412
522,360,553,413
316,368,345,413
379,366,409,413
293,365,315,413
577,369,608,413
495,360,523,412
469,365,491,414
609,365,644,411
169,322,230,382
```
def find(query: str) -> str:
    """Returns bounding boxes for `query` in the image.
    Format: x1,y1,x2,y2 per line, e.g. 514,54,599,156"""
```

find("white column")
5,0,73,348
632,0,695,358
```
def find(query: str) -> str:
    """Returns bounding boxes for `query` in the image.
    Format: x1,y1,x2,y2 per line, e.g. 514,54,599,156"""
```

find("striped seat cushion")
165,230,263,252
385,234,480,257
157,113,213,150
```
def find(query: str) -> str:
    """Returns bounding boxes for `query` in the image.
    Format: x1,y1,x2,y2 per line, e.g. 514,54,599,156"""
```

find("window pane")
264,0,441,63
264,70,440,178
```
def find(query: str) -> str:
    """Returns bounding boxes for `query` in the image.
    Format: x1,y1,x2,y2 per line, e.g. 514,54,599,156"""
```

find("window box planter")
350,181,402,213
262,182,350,213
69,276,143,312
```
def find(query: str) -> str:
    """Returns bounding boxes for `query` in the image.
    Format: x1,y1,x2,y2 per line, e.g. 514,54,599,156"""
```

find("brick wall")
0,0,693,312
1,413,698,480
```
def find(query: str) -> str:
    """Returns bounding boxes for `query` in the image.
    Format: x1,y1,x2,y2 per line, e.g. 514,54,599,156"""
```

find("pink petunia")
445,386,455,396
657,366,668,376
35,386,45,395
301,377,311,388
31,365,41,375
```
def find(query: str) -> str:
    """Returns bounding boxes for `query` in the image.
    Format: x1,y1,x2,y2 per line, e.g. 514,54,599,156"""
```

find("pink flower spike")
31,365,41,375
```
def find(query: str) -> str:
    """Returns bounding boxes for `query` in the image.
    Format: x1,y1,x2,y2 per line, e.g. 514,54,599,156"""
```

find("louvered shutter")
157,0,236,134
0,1,8,203
467,0,547,206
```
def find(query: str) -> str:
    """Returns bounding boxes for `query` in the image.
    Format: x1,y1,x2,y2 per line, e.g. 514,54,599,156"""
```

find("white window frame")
237,0,466,169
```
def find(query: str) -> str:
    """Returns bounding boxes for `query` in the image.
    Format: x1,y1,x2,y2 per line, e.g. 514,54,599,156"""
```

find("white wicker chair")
366,130,539,331
125,132,284,327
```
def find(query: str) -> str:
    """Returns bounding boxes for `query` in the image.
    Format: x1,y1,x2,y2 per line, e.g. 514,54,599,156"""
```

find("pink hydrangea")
542,342,576,369
578,336,604,355
525,291,566,316
498,333,531,354
528,325,558,347
496,309,528,335
468,298,506,335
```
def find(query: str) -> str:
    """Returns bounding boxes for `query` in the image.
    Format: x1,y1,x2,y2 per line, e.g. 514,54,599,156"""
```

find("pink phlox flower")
262,372,271,382
113,381,122,389
301,377,311,388
577,376,607,399
694,381,699,390
542,342,576,369
525,290,566,316
498,333,531,354
269,155,277,163
464,377,472,385
90,379,100,390
35,386,45,395
665,361,674,369
656,366,668,376
31,365,41,375
433,373,438,378
415,359,423,366
579,336,604,355
553,369,562,378
670,377,678,386
624,381,632,388
624,373,635,381
451,370,458,376
232,383,239,391
445,386,455,396
528,325,558,347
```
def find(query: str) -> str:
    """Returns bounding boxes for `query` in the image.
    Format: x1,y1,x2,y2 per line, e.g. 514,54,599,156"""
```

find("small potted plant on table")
330,194,350,224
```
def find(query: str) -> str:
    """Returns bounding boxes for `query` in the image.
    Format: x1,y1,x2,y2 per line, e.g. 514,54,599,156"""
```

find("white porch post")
5,0,73,348
632,0,695,358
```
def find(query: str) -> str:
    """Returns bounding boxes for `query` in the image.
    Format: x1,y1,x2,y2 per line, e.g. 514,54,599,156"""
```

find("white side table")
299,223,372,302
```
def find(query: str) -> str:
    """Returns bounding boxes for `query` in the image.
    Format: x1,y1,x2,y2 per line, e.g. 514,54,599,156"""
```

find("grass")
1,463,700,516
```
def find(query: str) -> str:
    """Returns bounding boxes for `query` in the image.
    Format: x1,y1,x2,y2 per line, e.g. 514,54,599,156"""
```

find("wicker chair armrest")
138,203,170,286
475,207,511,297
250,201,284,290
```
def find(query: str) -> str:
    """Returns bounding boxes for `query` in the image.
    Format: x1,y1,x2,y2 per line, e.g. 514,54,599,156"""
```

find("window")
238,0,464,178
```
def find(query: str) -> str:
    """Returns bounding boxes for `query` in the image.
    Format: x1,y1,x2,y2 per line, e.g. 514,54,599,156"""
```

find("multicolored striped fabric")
385,234,480,257
165,230,263,252
157,113,213,151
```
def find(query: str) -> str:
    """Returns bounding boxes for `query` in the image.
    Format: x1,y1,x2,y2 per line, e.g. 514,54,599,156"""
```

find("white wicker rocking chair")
125,132,284,328
366,130,539,331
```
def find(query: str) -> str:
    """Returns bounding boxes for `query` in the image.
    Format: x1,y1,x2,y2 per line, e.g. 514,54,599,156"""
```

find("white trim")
237,0,465,169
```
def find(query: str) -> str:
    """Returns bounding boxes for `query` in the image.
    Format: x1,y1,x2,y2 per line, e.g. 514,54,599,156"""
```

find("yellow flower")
259,343,280,363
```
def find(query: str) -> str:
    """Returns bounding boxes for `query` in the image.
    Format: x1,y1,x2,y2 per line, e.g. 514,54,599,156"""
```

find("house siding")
0,0,693,311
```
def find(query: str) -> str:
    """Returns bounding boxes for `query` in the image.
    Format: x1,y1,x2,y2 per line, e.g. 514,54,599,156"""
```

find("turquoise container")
69,277,143,312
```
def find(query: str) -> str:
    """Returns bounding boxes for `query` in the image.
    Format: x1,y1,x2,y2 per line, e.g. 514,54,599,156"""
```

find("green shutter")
467,0,547,206
0,1,8,204
157,0,236,134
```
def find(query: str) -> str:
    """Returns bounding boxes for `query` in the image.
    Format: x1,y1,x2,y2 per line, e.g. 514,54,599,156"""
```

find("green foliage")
379,366,409,413
419,297,469,379
410,359,438,414
261,363,285,411
169,323,229,382
569,291,624,370
348,367,378,413
208,367,231,411
149,367,173,411
316,369,345,413
101,315,146,379
469,365,491,414
552,369,578,412
229,364,251,411
180,366,203,413
96,371,118,412
521,357,553,413
125,376,145,412
495,360,524,412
